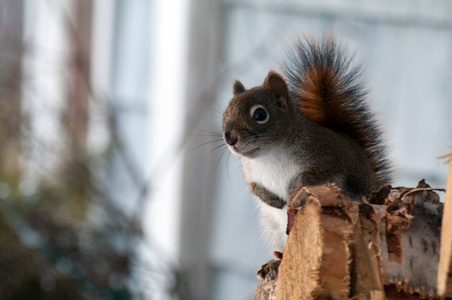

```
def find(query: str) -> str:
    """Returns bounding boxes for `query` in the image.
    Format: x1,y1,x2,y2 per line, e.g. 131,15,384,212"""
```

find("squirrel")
222,36,391,280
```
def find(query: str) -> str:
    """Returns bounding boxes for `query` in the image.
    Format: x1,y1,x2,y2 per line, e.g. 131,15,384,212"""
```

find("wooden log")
254,182,445,299
438,160,452,296
277,185,384,299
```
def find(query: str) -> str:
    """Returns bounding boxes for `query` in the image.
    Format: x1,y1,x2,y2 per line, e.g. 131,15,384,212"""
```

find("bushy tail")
281,37,391,186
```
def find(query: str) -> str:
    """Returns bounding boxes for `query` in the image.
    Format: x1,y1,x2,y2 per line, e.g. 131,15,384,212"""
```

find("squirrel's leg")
250,182,285,280
249,182,285,209
257,259,281,280
288,168,332,197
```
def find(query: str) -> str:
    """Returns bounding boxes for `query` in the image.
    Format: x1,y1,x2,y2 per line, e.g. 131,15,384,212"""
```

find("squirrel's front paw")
257,259,281,280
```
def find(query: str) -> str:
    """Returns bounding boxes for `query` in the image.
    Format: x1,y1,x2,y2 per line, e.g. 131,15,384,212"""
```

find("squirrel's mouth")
241,149,258,157
226,142,260,158
234,147,259,157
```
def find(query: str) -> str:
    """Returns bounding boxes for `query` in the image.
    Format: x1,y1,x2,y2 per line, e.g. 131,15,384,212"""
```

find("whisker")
213,146,230,176
208,107,224,118
189,132,222,138
187,139,224,152
197,144,227,185
184,143,227,184
226,151,233,183
193,127,222,135
237,185,251,201
204,143,227,160
190,134,222,138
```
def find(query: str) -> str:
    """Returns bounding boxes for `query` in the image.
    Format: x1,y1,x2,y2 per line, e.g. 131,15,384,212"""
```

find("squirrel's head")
222,71,296,158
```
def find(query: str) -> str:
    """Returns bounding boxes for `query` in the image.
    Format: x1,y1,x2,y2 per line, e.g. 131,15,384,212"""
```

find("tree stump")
254,181,445,299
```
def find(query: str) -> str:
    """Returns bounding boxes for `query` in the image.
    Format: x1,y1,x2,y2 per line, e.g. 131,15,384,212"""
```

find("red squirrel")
222,36,391,279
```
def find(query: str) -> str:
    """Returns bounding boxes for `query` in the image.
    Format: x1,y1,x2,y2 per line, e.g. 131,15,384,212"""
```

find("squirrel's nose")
224,131,238,146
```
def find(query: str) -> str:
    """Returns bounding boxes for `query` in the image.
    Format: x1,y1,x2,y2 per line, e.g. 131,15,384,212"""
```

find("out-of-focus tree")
0,1,147,299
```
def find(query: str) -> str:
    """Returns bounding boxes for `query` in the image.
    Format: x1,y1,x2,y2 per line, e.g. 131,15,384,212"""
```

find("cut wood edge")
438,161,452,296
277,189,357,299
277,199,324,299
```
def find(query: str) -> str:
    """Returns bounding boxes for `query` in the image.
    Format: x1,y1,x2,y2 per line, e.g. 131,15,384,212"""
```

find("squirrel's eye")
250,105,269,124
254,108,267,121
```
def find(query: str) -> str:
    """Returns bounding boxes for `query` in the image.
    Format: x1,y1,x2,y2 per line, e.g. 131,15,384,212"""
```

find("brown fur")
282,37,391,186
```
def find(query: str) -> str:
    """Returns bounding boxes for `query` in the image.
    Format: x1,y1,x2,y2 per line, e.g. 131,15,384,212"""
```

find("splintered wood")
277,189,352,299
254,182,445,300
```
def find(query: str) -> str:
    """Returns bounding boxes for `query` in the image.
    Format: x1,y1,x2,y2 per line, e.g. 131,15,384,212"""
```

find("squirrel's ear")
233,80,246,96
263,71,290,108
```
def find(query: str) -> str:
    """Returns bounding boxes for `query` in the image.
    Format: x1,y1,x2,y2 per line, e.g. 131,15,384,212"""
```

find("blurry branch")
53,0,149,222
0,0,220,298
1,1,141,300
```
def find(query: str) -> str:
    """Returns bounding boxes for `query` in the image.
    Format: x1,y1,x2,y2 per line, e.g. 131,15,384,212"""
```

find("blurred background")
0,0,451,299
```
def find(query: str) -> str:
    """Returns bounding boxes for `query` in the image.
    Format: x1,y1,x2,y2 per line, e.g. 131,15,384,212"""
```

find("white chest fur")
242,153,301,201
241,153,302,251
